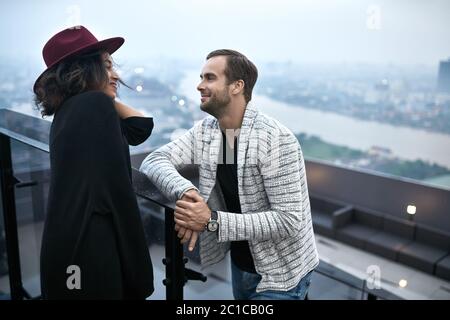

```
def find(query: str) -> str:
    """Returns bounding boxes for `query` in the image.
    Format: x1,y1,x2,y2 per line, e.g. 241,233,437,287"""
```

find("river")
179,70,450,169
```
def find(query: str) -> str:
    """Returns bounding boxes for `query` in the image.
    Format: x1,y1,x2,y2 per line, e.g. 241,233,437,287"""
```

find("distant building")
368,146,393,159
375,79,390,91
437,58,450,93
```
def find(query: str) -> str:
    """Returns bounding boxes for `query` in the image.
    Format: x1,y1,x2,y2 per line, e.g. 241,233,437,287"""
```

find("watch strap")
210,210,218,221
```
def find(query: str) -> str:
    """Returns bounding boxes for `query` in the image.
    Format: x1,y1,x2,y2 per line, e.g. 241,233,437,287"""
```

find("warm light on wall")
399,279,408,288
407,205,416,215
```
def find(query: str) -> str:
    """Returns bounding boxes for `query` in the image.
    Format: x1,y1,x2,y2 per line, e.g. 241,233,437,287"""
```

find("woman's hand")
114,99,144,119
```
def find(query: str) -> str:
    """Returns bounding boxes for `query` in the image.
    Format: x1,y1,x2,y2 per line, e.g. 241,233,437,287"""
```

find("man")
140,49,319,300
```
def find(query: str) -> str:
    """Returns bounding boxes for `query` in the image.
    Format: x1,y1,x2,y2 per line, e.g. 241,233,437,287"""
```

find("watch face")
208,221,219,232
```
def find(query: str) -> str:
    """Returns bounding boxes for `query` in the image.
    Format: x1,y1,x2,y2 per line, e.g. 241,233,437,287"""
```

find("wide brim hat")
33,25,124,91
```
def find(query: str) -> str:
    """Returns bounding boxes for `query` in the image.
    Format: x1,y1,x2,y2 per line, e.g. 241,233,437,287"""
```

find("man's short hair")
206,49,258,103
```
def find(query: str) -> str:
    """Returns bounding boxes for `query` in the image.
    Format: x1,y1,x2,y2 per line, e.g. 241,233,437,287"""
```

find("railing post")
30,169,46,222
367,292,377,300
164,207,184,300
0,134,25,300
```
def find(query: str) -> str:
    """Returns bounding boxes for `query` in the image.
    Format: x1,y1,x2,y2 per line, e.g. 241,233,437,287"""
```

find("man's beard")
200,89,231,118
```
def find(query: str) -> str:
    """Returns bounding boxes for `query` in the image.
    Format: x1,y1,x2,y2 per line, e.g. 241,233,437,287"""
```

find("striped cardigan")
140,103,319,292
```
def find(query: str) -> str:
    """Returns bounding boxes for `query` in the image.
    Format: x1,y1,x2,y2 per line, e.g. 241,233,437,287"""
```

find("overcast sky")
1,0,450,69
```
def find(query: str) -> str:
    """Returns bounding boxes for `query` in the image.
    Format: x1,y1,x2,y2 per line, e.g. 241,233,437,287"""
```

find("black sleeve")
81,92,137,211
120,116,154,146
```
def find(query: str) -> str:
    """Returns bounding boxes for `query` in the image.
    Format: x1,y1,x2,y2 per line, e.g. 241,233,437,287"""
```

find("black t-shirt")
216,131,256,273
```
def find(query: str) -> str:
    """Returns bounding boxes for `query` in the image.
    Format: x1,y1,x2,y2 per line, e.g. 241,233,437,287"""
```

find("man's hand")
175,223,198,252
175,190,202,251
175,192,211,232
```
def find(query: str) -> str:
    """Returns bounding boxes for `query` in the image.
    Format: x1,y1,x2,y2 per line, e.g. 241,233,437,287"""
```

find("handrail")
0,109,50,153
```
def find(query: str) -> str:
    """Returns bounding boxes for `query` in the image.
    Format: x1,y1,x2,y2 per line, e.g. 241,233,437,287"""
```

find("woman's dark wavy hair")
34,50,110,117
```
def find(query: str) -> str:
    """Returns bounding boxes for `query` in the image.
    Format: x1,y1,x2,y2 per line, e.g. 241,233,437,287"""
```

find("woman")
33,26,154,299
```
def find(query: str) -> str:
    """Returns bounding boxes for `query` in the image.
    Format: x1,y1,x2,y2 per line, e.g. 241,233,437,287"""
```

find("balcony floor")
1,221,450,300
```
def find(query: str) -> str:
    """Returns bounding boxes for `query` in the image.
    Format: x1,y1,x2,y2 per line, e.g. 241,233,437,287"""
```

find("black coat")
40,91,154,299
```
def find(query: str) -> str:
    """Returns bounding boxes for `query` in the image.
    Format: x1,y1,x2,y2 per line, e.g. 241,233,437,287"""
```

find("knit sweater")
140,103,319,292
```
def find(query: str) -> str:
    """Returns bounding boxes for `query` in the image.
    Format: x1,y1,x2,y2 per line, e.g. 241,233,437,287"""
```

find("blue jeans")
231,261,313,300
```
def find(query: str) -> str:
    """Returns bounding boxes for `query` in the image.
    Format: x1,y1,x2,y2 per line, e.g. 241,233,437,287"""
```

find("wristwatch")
206,210,219,232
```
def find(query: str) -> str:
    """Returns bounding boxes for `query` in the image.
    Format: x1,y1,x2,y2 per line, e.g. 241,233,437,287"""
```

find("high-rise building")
437,58,450,93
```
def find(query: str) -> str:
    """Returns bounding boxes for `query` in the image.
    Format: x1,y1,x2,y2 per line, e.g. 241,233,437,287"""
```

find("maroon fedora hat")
33,25,124,90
